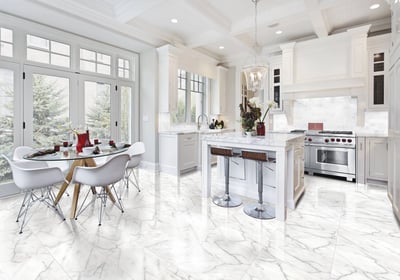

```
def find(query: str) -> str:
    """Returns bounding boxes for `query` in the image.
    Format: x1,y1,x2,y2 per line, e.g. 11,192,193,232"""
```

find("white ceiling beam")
303,0,330,38
183,0,231,33
231,1,307,36
33,0,182,46
113,0,164,23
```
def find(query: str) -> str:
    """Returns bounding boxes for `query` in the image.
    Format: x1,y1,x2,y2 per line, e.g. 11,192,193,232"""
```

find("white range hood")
279,25,370,125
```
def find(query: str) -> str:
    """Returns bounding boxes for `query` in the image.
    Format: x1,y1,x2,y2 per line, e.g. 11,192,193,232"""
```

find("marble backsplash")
273,96,388,134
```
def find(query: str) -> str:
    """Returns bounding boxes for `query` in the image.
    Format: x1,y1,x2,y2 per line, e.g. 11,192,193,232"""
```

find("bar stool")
241,150,276,219
211,147,242,207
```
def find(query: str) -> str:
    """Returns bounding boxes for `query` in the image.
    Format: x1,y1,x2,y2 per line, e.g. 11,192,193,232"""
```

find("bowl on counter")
115,142,125,149
81,147,95,155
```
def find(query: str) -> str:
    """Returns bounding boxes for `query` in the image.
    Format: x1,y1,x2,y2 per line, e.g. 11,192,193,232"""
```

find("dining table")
24,145,128,219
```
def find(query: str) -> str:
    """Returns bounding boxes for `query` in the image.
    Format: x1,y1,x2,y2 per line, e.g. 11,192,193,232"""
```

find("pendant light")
243,0,267,93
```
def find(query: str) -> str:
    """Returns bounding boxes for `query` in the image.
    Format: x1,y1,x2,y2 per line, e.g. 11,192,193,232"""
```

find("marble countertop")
201,131,304,148
159,128,234,135
355,132,388,137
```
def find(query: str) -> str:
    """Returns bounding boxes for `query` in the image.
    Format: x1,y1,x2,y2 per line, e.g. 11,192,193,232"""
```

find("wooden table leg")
70,183,81,219
55,159,83,205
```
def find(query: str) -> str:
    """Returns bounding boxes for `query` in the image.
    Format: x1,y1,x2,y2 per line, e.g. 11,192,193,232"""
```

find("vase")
256,122,265,136
76,133,88,153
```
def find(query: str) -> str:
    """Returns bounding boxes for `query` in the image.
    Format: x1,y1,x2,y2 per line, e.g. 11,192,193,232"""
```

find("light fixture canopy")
243,0,267,92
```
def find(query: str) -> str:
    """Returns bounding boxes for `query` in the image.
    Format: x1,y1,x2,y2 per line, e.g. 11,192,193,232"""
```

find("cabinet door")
366,138,388,181
179,134,198,171
293,145,304,193
356,137,366,184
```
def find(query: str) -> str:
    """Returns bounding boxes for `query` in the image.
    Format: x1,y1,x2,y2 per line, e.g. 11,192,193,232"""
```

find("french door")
23,65,77,148
0,61,21,186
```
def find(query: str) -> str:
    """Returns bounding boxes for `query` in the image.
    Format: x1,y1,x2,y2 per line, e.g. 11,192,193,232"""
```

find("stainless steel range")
304,130,356,181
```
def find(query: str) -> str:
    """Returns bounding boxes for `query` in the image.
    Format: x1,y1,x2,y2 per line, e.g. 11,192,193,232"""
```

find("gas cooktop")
318,130,353,135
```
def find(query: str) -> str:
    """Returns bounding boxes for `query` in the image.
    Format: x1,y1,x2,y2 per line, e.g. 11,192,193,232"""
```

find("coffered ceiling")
0,0,391,63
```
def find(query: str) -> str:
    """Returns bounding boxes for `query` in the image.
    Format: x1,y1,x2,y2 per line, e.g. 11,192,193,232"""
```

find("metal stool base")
212,194,242,208
243,203,275,219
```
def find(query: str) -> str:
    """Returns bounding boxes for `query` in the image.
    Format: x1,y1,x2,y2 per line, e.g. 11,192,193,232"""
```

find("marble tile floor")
0,169,399,280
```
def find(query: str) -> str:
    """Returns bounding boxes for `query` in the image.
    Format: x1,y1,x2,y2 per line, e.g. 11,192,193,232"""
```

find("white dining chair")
13,146,48,167
71,153,130,226
2,154,66,234
124,142,145,192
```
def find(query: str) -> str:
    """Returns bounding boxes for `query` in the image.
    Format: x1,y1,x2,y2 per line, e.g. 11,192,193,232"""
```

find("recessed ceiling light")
219,46,224,50
276,30,283,35
171,18,178,23
369,4,380,10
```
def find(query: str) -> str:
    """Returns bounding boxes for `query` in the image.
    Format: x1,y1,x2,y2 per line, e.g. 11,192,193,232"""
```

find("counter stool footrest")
243,203,275,219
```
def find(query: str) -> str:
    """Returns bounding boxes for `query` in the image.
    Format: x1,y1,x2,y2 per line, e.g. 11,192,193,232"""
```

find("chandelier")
242,0,267,92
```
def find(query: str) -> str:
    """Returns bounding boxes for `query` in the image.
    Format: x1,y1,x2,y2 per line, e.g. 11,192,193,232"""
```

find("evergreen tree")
0,85,14,181
32,75,69,147
86,85,110,139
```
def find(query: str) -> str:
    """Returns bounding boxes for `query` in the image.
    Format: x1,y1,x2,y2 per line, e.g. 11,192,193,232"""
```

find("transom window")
26,34,70,67
174,69,207,124
0,27,13,57
118,58,130,79
80,48,111,75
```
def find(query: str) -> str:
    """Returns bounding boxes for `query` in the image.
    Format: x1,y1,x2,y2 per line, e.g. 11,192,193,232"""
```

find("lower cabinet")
159,132,198,176
357,136,388,185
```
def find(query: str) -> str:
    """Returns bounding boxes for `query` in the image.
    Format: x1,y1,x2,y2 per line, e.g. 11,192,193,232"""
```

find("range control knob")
336,138,340,142
347,139,352,143
341,139,346,142
308,138,312,142
325,138,329,143
331,138,335,142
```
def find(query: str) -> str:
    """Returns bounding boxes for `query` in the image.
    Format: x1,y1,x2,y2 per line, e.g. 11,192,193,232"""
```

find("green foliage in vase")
239,101,261,132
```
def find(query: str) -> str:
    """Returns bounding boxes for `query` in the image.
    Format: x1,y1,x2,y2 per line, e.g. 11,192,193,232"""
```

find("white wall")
140,49,159,166
272,96,388,134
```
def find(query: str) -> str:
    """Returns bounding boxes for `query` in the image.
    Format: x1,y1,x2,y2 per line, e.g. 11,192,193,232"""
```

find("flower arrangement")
239,97,276,132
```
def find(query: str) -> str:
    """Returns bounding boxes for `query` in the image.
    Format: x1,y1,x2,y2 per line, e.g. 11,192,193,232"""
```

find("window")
80,48,111,75
26,35,70,67
173,69,207,124
273,68,281,108
118,58,130,79
0,27,13,57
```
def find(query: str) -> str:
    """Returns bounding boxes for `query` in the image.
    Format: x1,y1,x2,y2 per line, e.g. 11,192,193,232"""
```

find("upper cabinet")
157,45,179,113
268,56,282,111
211,66,228,115
367,34,390,110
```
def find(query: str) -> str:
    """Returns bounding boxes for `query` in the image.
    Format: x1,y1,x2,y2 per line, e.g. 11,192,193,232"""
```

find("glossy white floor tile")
0,169,399,280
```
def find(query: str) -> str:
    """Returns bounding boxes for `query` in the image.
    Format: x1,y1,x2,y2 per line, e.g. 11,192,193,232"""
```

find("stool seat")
211,146,242,208
241,150,276,220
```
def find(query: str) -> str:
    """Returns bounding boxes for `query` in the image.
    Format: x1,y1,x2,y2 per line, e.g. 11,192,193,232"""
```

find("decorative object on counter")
215,119,224,129
209,119,215,129
240,97,275,134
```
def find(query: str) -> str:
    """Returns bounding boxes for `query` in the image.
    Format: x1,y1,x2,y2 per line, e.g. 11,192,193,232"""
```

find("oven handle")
306,143,355,149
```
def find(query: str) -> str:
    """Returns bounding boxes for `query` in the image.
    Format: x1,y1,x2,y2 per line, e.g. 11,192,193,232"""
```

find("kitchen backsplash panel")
273,96,388,134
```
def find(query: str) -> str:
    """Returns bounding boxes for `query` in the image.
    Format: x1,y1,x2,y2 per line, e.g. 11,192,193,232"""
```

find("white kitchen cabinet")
159,132,198,176
210,66,227,115
367,34,390,110
157,45,178,113
366,137,388,182
357,136,388,185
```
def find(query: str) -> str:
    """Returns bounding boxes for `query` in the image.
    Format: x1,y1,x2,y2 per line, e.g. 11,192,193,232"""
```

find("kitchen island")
201,132,305,221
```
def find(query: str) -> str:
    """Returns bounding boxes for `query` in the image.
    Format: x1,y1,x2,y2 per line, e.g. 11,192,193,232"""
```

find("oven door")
309,145,355,175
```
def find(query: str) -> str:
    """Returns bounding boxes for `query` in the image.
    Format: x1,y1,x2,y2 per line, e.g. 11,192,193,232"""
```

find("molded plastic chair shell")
4,155,65,190
71,154,130,187
13,146,48,168
71,154,130,226
2,154,66,233
124,142,145,191
126,142,145,169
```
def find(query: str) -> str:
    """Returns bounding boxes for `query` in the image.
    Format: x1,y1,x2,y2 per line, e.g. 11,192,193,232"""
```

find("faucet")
197,113,208,130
